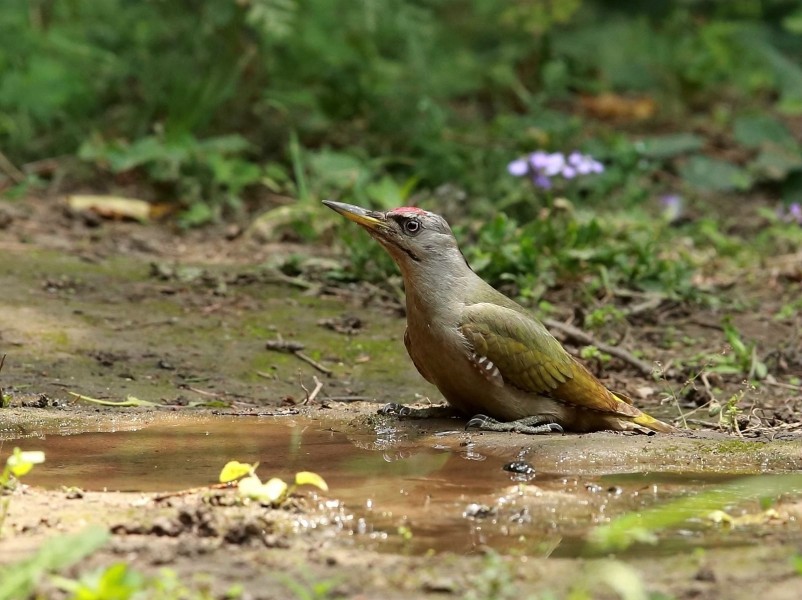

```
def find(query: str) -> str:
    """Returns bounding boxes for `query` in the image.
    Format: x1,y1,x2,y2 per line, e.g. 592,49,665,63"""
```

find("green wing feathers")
459,303,662,423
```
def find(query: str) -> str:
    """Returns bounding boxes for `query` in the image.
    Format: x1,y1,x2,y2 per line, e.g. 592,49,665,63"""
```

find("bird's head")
323,201,462,270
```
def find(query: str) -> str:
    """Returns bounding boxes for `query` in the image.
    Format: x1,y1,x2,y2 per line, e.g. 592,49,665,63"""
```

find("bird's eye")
403,219,421,235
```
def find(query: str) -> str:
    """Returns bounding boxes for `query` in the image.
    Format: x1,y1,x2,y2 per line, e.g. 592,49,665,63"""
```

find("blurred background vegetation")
1,0,801,302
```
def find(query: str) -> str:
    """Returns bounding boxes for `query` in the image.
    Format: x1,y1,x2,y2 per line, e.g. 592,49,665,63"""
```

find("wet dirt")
1,198,802,599
5,414,802,562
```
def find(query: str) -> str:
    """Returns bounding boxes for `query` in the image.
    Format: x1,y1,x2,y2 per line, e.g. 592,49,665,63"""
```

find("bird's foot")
378,403,455,419
466,414,563,435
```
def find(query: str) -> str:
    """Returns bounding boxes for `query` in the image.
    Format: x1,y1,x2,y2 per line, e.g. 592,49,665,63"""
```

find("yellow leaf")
219,461,256,483
237,476,288,504
707,510,734,525
237,475,265,497
263,478,289,503
295,471,328,491
7,448,45,477
67,195,151,221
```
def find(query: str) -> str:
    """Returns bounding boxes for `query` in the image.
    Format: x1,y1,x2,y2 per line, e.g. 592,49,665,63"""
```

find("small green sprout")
2,448,45,489
218,461,328,506
397,525,413,541
2,448,46,535
579,345,611,364
792,554,802,576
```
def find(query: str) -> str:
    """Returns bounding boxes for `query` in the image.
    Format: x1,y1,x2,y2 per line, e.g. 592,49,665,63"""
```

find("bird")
323,200,677,434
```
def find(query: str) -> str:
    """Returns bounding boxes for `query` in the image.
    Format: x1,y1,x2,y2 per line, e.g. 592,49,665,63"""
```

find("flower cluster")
780,202,802,225
508,151,604,189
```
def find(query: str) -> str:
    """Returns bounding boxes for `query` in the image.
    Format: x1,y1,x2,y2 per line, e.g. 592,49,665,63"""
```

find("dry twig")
294,351,333,376
265,338,333,376
300,375,324,405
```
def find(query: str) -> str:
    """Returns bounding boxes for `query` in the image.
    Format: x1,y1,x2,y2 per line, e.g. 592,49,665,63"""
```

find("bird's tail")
632,411,678,433
613,390,679,433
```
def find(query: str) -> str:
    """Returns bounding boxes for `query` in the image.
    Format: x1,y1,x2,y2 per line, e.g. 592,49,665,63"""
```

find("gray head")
323,201,463,269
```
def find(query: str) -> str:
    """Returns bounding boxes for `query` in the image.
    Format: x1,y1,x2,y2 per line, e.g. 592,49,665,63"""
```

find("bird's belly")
407,327,560,421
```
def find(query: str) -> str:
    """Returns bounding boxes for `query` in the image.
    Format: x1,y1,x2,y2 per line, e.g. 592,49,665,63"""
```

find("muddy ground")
1,195,801,599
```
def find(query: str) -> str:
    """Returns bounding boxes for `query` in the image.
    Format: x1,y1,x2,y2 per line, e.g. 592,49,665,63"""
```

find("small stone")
503,461,535,476
422,578,456,593
463,503,496,519
694,566,716,582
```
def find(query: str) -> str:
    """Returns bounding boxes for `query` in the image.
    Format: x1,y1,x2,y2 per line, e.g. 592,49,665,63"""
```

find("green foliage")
463,211,698,301
4,1,802,206
2,0,802,304
53,564,224,600
465,551,518,600
704,319,768,380
0,527,109,600
588,474,802,552
54,563,145,600
792,553,802,576
275,573,341,600
79,133,263,226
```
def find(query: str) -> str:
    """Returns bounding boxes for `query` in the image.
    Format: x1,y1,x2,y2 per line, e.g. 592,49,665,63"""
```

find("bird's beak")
323,200,387,232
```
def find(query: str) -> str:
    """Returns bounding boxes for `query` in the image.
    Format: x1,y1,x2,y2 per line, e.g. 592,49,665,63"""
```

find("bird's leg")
466,414,563,435
379,403,457,419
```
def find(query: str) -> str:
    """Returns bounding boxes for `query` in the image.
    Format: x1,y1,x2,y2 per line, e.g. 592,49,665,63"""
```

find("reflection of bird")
324,201,676,434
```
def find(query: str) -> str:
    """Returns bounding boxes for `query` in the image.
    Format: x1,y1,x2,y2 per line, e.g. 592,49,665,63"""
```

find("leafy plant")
588,474,802,552
218,460,328,506
1,447,45,535
1,447,45,489
464,209,699,302
0,527,108,600
79,133,263,226
704,319,768,380
52,564,223,600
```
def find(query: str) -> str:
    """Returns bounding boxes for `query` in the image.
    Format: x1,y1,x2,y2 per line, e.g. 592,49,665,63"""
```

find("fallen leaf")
580,93,657,121
68,392,160,407
219,461,257,483
67,195,151,221
295,471,329,491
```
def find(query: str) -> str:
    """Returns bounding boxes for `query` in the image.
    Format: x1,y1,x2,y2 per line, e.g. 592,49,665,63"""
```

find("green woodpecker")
323,201,676,434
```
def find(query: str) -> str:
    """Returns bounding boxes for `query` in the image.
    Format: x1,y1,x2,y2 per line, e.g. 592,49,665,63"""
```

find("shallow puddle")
4,416,800,558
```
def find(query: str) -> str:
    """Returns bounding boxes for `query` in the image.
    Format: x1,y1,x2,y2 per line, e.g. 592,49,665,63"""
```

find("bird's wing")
459,303,639,417
404,328,435,384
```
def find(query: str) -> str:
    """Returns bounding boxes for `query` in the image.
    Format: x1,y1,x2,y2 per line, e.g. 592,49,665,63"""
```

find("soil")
1,194,801,599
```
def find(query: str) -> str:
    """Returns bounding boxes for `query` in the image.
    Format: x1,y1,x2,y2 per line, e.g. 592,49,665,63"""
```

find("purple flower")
533,174,552,189
782,202,802,225
507,150,604,187
568,151,604,175
660,194,683,223
507,158,529,176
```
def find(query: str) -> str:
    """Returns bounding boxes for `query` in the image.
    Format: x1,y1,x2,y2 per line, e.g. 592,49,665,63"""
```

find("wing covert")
459,303,638,416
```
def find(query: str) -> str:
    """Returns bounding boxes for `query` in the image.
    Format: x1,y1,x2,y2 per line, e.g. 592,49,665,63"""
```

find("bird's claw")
378,402,403,415
466,414,564,435
379,403,412,416
465,414,492,430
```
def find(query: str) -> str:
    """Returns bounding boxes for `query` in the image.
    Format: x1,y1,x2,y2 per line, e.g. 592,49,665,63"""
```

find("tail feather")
612,390,678,433
633,411,678,433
